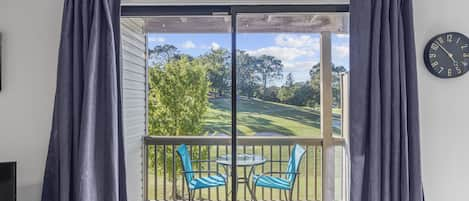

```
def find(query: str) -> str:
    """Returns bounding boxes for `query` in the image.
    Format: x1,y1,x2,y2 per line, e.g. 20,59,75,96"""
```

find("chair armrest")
253,172,298,186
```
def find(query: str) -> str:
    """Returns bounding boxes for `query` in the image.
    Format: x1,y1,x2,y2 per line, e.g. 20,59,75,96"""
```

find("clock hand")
436,42,458,63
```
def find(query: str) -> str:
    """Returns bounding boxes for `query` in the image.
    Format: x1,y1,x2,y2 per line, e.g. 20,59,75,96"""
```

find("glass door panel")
235,12,348,201
141,15,234,201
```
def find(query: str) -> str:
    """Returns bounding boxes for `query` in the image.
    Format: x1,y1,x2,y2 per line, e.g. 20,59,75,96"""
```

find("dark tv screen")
0,162,16,201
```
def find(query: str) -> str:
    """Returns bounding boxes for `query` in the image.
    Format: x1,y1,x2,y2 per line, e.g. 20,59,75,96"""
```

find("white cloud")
182,40,196,49
336,34,350,39
247,47,312,61
275,34,319,49
211,42,220,50
245,34,320,62
333,45,349,59
283,60,318,70
149,37,166,43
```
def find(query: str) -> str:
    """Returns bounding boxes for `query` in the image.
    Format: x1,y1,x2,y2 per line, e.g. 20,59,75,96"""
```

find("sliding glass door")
142,14,233,201
121,5,349,201
234,10,349,201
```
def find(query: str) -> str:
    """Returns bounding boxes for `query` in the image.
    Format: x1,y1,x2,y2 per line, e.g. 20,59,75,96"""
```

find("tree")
309,63,348,108
278,73,295,103
262,86,280,102
285,73,294,88
237,50,260,98
291,82,315,106
149,56,209,137
148,44,179,67
278,82,314,106
332,65,347,108
255,55,284,97
309,63,321,108
199,48,231,97
278,86,294,103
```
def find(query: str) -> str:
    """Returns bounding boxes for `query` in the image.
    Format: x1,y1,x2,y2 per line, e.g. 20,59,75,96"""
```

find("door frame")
121,5,349,201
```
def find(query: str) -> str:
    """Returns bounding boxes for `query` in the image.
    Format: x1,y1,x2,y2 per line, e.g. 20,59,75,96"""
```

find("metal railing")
144,136,325,201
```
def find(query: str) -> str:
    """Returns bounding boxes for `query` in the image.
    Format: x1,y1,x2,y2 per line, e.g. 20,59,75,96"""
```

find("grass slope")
203,97,341,137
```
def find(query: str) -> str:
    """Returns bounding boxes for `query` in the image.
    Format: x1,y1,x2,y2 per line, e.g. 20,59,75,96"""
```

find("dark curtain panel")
350,0,424,201
41,1,127,201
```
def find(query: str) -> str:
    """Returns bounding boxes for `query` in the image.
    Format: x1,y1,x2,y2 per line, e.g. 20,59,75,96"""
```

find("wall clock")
424,32,469,78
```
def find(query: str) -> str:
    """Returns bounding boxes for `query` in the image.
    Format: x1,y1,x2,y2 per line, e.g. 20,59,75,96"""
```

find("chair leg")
283,190,288,201
225,184,229,201
288,190,293,201
189,190,194,201
251,184,257,201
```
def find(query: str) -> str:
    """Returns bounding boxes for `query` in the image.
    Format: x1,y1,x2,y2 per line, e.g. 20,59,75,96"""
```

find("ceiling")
141,13,349,33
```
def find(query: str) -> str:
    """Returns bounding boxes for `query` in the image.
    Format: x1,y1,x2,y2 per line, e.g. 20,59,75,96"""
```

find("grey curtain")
350,0,424,201
41,1,127,201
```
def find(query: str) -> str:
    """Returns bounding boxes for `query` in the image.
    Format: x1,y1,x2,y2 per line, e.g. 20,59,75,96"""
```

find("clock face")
424,32,469,78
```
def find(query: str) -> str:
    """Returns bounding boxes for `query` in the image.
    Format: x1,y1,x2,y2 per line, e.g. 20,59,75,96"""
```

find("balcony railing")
144,136,328,201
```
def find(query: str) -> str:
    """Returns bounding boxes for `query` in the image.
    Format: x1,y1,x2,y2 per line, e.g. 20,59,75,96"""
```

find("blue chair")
176,144,228,201
252,144,306,201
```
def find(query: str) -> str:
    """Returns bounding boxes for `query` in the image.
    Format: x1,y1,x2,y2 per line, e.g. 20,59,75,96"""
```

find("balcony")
144,136,347,201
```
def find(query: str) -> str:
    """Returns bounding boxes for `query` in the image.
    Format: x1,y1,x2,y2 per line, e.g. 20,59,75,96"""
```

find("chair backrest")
176,144,194,184
286,144,306,183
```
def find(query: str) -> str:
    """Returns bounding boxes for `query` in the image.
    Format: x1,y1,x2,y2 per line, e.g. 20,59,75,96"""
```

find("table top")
216,154,266,166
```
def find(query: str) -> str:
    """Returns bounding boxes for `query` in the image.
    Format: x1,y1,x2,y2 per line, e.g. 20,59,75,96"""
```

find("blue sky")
148,33,349,86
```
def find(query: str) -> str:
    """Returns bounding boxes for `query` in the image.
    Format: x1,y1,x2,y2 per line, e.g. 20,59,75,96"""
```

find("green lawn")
203,97,341,136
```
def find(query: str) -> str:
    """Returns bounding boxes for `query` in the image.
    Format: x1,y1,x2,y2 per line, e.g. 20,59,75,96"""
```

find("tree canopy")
149,44,179,67
148,57,209,137
237,50,260,98
147,43,348,118
199,48,231,97
255,55,284,97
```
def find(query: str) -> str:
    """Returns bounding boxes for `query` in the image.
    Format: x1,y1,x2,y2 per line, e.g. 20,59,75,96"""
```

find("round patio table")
216,154,266,200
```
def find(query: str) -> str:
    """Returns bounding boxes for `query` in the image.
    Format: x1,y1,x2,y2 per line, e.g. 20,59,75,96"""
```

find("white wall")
121,18,147,201
414,0,469,200
0,1,62,201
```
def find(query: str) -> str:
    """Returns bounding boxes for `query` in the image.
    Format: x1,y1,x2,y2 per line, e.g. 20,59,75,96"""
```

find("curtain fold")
350,0,424,201
41,0,127,201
